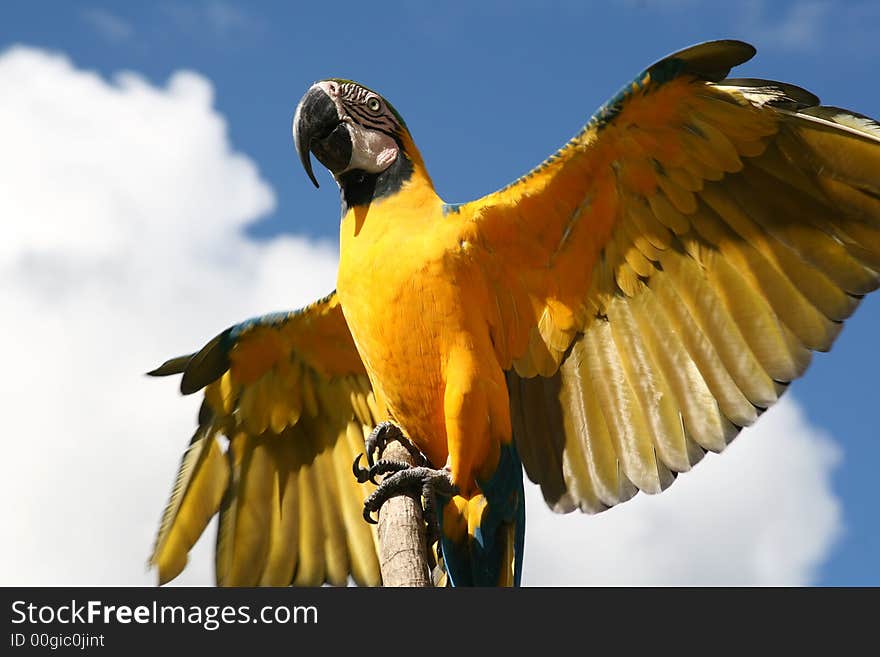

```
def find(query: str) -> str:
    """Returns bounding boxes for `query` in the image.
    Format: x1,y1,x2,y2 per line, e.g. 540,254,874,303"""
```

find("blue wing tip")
591,39,757,131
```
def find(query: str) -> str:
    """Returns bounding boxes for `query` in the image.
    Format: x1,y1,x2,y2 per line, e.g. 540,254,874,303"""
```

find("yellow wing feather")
458,41,880,513
149,292,382,586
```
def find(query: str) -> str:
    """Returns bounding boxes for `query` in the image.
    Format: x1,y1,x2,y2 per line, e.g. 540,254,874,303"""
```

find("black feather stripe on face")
336,81,401,136
330,78,410,129
345,104,387,129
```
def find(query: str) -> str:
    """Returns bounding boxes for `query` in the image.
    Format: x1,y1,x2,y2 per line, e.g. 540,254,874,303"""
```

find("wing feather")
149,292,381,585
150,425,228,585
259,438,300,586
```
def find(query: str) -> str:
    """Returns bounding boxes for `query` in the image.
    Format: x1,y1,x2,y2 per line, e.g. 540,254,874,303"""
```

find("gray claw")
352,453,371,484
352,454,412,485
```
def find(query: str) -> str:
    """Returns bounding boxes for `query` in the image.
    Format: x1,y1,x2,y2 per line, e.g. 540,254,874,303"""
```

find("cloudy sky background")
1,1,878,586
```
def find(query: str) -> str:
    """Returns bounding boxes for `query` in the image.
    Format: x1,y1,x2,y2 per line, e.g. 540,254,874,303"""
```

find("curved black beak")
293,85,351,188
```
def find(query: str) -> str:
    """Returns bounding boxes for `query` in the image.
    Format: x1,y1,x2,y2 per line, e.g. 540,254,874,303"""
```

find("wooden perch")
375,440,433,587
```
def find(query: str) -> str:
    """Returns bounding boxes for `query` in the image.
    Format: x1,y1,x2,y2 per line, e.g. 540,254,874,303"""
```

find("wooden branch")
375,440,433,587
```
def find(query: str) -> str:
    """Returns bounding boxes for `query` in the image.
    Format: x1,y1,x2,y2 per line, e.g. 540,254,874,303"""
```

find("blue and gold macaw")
151,41,880,586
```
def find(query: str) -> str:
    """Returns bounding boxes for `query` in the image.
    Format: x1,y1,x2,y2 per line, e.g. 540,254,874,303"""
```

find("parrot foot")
361,421,427,468
360,465,458,528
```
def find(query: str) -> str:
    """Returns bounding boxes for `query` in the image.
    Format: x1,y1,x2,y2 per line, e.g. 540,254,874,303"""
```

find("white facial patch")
343,121,399,174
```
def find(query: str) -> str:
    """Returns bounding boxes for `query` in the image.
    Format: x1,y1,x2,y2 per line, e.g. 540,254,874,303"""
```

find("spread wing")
148,292,383,586
456,41,880,512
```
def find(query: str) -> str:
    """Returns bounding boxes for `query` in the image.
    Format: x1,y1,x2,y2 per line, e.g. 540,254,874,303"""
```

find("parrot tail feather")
438,443,525,587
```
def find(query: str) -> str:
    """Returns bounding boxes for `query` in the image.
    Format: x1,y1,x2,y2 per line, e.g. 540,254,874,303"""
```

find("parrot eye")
367,97,381,112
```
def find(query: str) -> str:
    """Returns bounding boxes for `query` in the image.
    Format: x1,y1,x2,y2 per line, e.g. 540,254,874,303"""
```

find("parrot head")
293,79,424,206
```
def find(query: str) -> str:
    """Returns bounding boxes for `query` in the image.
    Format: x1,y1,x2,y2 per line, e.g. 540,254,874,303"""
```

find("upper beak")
293,85,351,188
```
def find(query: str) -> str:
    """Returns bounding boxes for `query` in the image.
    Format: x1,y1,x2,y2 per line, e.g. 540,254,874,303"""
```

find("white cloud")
0,46,335,585
523,397,843,585
0,45,844,587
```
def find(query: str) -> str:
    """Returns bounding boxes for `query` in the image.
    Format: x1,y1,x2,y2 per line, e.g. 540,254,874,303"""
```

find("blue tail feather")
439,443,525,587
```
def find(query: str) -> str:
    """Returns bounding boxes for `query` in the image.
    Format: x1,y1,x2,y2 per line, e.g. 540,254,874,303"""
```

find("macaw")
150,40,880,587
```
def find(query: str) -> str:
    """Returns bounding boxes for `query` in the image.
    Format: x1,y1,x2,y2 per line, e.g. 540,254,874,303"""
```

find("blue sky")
2,1,878,585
